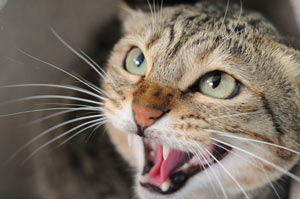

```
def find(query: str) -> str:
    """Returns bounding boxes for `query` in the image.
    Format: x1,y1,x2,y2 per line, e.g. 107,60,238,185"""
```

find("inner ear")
121,0,201,12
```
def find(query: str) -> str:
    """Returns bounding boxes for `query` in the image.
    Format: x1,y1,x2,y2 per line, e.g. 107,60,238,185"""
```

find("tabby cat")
30,0,300,199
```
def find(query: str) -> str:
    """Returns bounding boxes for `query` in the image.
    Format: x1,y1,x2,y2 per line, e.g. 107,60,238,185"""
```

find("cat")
17,0,299,199
103,0,300,198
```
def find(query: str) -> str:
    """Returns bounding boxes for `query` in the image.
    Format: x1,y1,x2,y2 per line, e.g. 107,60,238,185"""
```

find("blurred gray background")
0,0,119,197
0,0,299,198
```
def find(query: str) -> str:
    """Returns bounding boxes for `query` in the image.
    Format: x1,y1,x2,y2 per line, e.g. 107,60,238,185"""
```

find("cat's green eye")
124,47,147,76
196,71,239,99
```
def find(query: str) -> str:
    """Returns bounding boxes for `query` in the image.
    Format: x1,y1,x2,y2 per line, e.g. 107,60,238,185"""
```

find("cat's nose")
132,101,164,136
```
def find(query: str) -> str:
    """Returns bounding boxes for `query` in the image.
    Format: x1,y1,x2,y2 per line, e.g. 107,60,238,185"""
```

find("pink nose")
132,101,164,129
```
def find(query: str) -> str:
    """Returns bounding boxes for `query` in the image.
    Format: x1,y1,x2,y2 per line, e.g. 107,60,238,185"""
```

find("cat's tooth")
162,145,170,160
151,142,156,150
150,151,155,157
141,174,149,183
128,134,133,147
183,163,189,170
161,181,171,192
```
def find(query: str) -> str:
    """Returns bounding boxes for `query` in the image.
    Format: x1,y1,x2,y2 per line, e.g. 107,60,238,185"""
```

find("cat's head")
103,0,300,198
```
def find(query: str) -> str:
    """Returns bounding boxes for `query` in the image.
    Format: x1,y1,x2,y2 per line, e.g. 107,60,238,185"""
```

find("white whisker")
0,106,98,118
61,121,105,147
37,102,98,108
153,0,157,32
212,141,280,198
207,129,300,155
146,0,155,33
203,147,249,199
22,118,105,163
174,140,219,196
50,28,105,80
1,83,107,101
6,114,103,163
79,50,116,89
159,0,164,33
85,121,105,142
194,142,228,199
217,0,243,49
17,48,104,96
212,138,300,182
207,111,262,120
28,107,103,125
1,95,103,106
257,160,281,199
222,0,230,25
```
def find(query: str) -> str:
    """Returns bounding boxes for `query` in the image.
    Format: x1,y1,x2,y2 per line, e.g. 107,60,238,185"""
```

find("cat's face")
103,1,300,198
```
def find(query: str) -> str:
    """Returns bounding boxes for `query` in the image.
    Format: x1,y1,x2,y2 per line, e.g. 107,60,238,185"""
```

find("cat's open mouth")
140,140,231,194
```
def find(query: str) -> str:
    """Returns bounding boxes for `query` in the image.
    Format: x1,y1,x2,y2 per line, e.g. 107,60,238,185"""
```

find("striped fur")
104,1,300,199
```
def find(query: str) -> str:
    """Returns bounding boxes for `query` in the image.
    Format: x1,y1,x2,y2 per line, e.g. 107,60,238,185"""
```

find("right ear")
286,37,300,51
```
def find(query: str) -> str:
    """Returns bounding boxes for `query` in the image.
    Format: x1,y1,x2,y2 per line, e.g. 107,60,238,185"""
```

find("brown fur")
28,1,300,199
104,1,300,199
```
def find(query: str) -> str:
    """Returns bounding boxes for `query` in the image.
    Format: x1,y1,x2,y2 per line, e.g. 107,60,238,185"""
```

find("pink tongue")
148,145,186,187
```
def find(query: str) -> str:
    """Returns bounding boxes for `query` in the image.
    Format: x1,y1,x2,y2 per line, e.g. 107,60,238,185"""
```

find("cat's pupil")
209,72,221,89
135,53,144,67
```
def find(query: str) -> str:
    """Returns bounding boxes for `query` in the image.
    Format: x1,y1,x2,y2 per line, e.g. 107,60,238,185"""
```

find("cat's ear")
280,40,300,92
284,38,300,88
286,37,300,51
120,0,199,12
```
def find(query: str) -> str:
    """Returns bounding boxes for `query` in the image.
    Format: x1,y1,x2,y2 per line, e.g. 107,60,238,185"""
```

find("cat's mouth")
140,140,231,195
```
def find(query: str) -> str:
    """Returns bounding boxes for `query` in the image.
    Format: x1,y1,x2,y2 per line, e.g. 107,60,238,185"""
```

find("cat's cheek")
104,100,147,170
221,146,298,193
106,123,145,170
106,123,137,166
104,101,137,134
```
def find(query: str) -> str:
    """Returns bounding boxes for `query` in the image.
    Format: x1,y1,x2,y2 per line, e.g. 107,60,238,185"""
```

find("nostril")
137,124,145,137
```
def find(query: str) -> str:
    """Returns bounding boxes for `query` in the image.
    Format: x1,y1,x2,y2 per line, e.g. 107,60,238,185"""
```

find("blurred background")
0,0,299,198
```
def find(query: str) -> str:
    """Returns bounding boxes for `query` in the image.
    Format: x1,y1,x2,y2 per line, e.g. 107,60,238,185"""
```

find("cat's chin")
137,138,232,195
